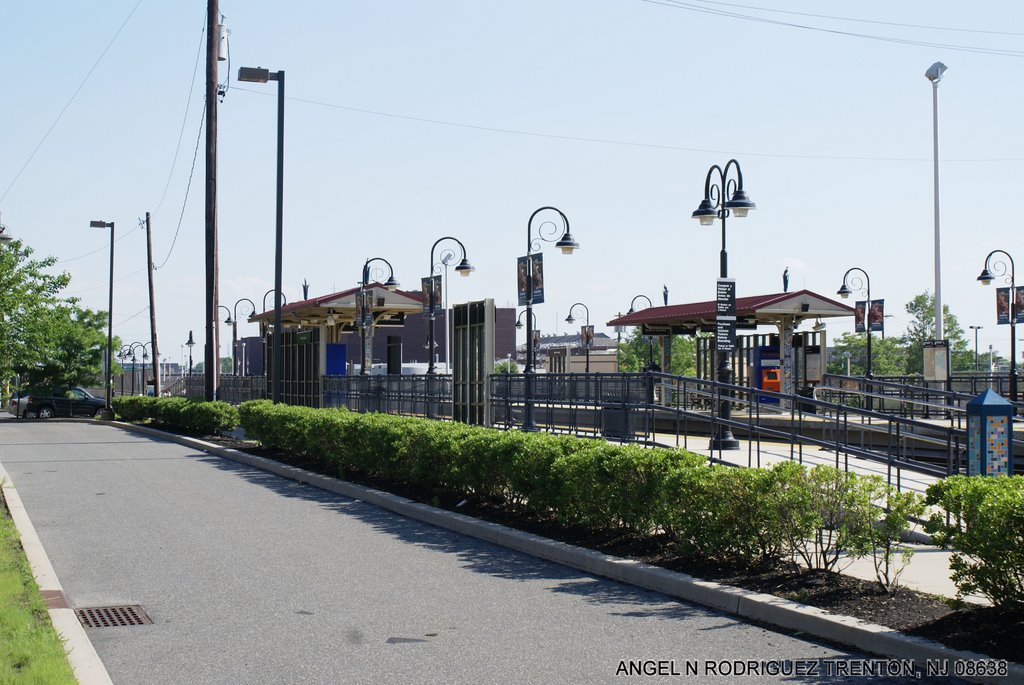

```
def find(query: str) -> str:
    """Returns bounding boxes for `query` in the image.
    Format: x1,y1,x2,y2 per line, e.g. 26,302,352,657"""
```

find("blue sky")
3,1,1022,365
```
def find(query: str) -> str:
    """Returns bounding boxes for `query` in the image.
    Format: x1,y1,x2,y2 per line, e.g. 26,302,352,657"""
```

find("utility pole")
145,212,161,396
204,0,220,400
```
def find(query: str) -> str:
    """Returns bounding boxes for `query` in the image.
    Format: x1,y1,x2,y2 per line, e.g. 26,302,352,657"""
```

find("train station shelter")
608,289,855,396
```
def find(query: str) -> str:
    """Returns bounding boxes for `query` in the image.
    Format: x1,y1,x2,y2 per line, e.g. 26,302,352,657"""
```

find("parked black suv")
10,387,106,419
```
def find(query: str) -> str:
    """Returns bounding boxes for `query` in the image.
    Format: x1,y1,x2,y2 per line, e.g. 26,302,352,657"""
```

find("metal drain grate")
75,605,152,628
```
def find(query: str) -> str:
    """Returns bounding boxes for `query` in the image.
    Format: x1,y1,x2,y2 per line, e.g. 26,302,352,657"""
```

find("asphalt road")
0,421,917,684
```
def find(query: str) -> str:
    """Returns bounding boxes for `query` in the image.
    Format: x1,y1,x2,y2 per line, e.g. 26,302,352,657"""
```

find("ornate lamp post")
691,159,755,450
359,257,400,375
515,310,538,370
426,237,473,374
628,295,655,371
565,302,591,373
836,267,874,379
128,342,149,396
522,207,579,430
978,250,1018,406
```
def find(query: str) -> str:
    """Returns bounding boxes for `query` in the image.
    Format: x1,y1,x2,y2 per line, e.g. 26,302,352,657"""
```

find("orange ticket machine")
753,346,780,403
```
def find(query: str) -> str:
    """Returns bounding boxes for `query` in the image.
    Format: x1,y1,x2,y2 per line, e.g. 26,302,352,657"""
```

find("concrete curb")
0,463,113,685
116,422,1022,684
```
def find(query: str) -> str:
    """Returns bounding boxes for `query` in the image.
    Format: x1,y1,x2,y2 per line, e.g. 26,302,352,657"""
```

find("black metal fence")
323,374,453,420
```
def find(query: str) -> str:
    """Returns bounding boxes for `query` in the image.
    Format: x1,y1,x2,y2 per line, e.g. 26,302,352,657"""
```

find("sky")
2,0,1023,368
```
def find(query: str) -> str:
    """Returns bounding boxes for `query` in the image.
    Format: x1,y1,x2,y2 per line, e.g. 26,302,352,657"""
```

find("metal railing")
322,374,453,419
820,374,1024,427
490,371,1024,485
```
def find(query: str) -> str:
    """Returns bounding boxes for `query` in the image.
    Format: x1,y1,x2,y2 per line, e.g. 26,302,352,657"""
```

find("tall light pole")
565,302,591,373
239,65,285,402
978,250,1017,407
926,62,948,344
0,213,12,243
692,160,755,450
359,257,400,375
89,220,115,418
969,325,983,373
515,310,538,370
522,207,579,431
426,237,473,374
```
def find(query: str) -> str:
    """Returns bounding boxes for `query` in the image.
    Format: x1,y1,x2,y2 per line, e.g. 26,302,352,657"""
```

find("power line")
155,101,206,270
639,0,1024,58
154,13,206,216
683,0,1024,37
0,0,145,204
66,266,147,296
56,224,139,265
234,87,1024,163
114,305,150,328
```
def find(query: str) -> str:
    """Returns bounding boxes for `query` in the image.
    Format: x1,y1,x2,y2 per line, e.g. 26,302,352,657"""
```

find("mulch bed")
200,433,1021,662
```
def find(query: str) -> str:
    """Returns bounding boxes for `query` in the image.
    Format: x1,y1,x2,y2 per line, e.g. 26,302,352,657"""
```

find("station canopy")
248,284,424,331
607,289,854,335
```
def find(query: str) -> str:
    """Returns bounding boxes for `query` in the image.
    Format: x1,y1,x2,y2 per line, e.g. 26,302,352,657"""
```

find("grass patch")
0,488,77,684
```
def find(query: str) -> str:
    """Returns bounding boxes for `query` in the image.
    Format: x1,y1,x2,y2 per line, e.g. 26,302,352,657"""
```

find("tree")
617,329,697,375
902,291,971,374
827,333,907,377
22,306,120,389
494,359,519,374
0,239,73,388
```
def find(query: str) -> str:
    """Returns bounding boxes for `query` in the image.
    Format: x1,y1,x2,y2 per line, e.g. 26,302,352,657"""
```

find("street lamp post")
89,220,115,418
977,250,1018,407
359,257,400,375
229,298,256,375
836,267,874,379
522,207,579,430
691,160,754,450
565,302,591,373
239,65,285,402
0,213,12,243
515,310,538,370
426,237,474,374
628,295,655,371
969,325,983,374
926,62,948,345
186,330,196,377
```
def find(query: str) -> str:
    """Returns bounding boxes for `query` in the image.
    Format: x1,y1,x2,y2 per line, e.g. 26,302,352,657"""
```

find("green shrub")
113,396,237,435
112,396,157,422
926,475,1024,608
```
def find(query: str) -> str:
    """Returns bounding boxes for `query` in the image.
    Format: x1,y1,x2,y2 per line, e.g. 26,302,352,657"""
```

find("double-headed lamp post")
836,267,874,379
427,237,474,374
978,250,1017,406
969,325,983,374
228,298,256,375
691,160,755,451
89,219,115,418
565,302,591,373
238,65,285,403
359,257,400,375
522,207,579,431
628,295,655,370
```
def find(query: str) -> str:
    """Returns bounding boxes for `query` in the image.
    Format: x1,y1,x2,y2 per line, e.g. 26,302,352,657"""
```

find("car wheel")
93,407,106,418
37,406,55,419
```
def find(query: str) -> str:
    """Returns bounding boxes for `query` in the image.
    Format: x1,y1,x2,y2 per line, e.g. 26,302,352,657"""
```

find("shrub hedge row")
112,396,238,435
235,400,931,593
